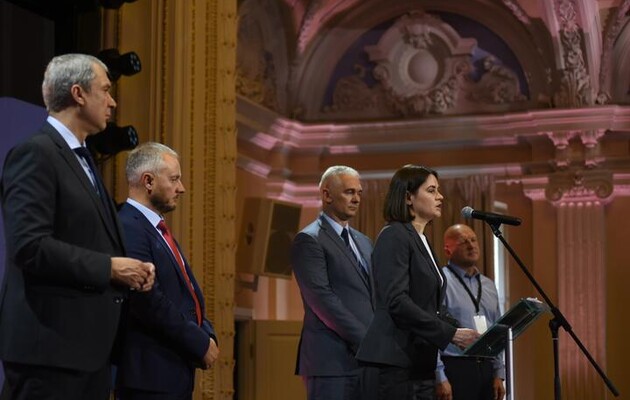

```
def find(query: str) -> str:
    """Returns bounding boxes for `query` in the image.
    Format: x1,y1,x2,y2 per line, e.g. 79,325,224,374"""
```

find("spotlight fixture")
87,122,139,156
97,48,141,82
99,0,138,9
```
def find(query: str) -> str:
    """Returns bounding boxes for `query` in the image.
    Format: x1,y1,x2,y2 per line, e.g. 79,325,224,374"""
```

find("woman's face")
406,174,443,223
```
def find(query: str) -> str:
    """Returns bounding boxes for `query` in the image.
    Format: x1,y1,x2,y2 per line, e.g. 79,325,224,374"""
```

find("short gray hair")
126,142,179,185
42,53,109,113
318,165,360,189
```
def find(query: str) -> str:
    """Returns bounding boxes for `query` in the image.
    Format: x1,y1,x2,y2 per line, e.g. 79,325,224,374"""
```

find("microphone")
461,206,522,226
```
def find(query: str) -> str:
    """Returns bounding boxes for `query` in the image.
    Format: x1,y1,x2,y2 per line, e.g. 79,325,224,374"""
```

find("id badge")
473,314,488,334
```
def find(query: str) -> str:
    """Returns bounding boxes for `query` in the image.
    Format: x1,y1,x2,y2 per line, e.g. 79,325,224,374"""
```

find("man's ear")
443,245,452,258
321,188,332,204
141,172,154,190
70,84,85,106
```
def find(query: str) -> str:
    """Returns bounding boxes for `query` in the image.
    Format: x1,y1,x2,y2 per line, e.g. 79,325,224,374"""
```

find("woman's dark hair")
383,164,438,222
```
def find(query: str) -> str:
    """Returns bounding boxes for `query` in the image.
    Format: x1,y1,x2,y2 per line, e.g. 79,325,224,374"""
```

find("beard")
150,196,176,214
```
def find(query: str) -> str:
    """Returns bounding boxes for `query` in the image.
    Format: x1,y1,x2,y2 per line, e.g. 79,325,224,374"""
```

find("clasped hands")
202,338,220,369
111,257,156,292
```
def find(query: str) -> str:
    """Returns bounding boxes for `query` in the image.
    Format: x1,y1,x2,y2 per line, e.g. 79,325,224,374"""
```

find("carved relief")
364,12,475,116
236,12,279,111
500,0,531,25
545,169,613,202
324,66,383,113
322,12,527,119
553,0,593,107
545,129,606,170
469,56,527,104
597,0,630,104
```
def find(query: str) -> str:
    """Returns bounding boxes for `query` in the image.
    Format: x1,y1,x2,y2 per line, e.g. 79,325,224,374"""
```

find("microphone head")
461,206,474,219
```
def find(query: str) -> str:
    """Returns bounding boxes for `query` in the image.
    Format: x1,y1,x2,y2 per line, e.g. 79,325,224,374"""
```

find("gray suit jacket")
291,214,373,376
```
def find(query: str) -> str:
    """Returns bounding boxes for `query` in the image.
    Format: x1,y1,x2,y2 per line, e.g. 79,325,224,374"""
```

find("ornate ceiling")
236,0,630,203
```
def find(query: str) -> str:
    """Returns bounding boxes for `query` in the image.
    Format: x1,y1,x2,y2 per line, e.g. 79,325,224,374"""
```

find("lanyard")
447,265,482,314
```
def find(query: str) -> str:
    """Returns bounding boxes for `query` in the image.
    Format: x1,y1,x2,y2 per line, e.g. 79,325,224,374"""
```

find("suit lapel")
319,215,370,289
405,223,445,304
46,125,123,247
125,204,203,305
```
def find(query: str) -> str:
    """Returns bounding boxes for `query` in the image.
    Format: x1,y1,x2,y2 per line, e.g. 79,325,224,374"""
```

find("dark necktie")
73,146,113,217
73,146,105,200
342,228,370,286
341,228,357,262
341,228,357,253
157,220,203,326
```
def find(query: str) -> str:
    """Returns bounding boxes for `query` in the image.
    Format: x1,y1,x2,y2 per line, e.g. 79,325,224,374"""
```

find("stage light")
97,48,141,82
99,0,138,9
87,122,139,155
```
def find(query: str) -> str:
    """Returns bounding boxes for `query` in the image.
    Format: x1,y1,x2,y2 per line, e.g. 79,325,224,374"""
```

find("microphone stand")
487,221,619,399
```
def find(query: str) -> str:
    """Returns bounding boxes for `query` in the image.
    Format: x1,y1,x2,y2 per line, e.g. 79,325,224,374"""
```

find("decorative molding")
236,9,279,111
500,0,531,25
596,0,630,104
239,96,630,156
523,169,616,204
468,56,527,104
364,11,475,116
553,0,593,107
546,169,613,203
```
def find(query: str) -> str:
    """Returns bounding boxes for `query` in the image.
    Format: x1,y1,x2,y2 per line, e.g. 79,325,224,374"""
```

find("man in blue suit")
115,142,219,400
291,165,374,400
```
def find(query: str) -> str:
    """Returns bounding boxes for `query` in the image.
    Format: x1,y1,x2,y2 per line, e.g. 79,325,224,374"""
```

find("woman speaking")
357,165,479,400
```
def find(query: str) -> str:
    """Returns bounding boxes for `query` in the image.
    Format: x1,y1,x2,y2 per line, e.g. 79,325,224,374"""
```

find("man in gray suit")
291,165,374,400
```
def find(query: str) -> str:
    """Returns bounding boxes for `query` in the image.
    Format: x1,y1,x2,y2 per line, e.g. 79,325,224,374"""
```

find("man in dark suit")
291,165,374,400
0,53,155,400
115,142,219,400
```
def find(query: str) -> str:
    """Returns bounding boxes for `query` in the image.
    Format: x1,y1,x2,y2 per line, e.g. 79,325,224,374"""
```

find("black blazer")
291,214,374,376
115,203,216,394
0,122,126,371
357,222,456,376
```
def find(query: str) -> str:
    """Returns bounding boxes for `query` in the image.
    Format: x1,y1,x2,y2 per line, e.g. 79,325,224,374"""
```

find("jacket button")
113,297,124,304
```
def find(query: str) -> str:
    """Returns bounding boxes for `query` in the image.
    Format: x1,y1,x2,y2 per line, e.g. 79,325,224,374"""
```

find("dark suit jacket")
291,214,374,377
116,203,216,394
0,122,126,371
356,222,457,377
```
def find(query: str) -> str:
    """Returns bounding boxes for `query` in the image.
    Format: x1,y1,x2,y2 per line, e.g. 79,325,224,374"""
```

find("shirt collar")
447,262,480,279
47,115,83,149
321,212,348,236
126,198,163,228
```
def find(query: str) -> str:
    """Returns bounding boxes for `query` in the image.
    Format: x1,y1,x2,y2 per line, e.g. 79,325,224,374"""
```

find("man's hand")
451,328,480,349
435,380,452,400
111,257,155,291
493,377,506,400
202,338,220,369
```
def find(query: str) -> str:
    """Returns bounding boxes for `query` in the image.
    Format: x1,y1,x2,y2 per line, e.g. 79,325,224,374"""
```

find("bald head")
444,224,480,270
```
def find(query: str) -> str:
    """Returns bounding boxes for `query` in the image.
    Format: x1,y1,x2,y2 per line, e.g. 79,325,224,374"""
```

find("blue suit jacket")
115,203,216,394
291,214,374,376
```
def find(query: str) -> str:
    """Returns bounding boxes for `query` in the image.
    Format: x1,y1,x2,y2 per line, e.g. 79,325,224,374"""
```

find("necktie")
73,146,113,219
342,228,370,286
157,220,203,326
341,228,358,262
341,227,351,247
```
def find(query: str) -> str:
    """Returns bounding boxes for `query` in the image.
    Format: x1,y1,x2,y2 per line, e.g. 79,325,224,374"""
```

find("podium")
462,298,549,399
